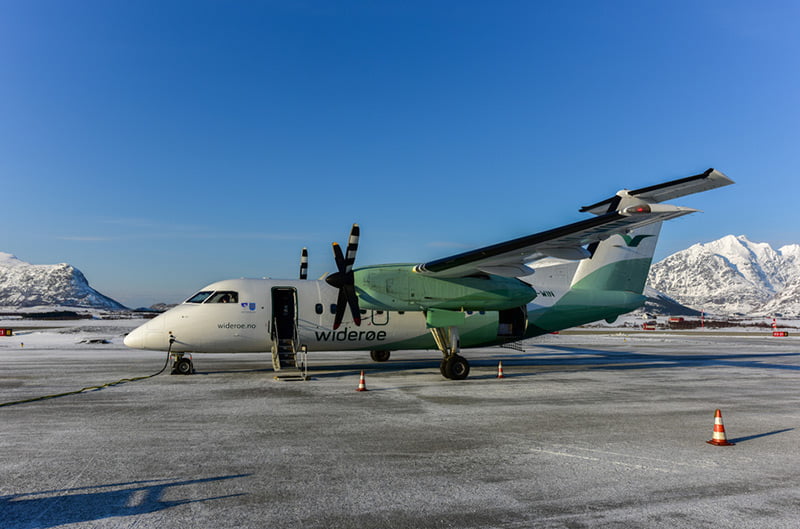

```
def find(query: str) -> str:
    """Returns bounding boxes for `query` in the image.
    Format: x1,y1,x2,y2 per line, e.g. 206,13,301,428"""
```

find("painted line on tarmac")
530,448,679,473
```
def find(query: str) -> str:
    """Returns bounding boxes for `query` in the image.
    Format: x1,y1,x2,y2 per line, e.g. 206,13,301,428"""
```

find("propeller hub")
325,271,346,289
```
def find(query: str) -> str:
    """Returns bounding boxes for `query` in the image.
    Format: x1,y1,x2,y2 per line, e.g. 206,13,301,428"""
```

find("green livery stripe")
570,257,653,293
525,288,646,337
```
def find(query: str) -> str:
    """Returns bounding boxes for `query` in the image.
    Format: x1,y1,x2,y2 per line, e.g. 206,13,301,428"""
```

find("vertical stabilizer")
526,169,732,336
570,168,733,294
570,220,662,293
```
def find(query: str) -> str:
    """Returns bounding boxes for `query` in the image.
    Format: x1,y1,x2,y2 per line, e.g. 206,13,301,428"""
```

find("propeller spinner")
325,224,362,330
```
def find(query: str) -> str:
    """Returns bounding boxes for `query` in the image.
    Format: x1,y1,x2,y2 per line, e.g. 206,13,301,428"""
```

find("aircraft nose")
124,326,145,349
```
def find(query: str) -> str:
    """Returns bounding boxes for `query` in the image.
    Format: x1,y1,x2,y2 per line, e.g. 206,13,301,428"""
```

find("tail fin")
570,214,662,293
570,168,733,294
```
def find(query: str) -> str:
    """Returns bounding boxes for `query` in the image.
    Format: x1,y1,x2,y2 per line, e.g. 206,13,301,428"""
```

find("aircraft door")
497,306,527,338
271,287,297,341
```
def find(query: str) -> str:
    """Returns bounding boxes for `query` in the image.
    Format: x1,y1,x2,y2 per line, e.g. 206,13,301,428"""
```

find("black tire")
440,359,450,378
175,358,193,375
370,350,391,362
444,355,470,380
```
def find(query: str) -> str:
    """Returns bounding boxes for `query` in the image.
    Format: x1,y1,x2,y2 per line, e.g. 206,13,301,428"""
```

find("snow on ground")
2,322,800,528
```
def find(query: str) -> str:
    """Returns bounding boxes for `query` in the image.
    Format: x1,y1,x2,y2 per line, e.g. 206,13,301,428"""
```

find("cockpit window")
186,291,213,303
207,291,238,304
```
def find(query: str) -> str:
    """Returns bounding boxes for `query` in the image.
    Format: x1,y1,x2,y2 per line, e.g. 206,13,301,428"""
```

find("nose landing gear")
171,353,195,375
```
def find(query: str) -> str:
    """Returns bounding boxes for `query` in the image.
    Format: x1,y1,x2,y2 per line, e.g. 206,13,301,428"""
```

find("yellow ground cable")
0,341,174,408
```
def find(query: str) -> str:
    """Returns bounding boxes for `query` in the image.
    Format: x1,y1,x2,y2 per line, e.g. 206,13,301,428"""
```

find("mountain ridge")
647,235,800,316
0,252,127,310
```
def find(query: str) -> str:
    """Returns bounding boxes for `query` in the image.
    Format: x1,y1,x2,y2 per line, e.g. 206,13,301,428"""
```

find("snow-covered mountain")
0,253,127,310
640,286,701,316
647,235,800,316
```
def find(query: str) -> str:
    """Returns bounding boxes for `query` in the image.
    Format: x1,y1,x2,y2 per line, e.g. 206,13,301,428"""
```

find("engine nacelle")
354,264,536,312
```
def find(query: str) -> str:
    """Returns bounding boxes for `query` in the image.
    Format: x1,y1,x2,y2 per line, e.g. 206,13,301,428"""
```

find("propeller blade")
333,287,348,330
344,284,362,326
344,224,360,273
332,242,346,273
299,247,308,280
328,224,362,329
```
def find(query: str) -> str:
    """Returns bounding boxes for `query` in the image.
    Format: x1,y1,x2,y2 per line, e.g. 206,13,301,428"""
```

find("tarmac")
2,322,800,528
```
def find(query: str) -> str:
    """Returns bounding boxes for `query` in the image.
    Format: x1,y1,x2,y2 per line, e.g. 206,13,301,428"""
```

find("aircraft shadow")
195,367,275,375
1,474,250,529
310,359,443,379
473,346,800,376
300,346,800,380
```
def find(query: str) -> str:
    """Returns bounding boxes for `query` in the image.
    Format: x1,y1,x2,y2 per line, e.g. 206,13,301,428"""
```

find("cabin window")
186,291,213,304
315,303,323,315
207,291,239,304
330,304,337,314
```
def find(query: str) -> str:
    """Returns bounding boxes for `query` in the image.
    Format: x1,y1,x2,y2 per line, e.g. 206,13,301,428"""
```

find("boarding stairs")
271,319,308,380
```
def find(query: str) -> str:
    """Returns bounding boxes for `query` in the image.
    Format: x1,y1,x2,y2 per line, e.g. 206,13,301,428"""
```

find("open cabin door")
271,287,304,374
497,306,527,339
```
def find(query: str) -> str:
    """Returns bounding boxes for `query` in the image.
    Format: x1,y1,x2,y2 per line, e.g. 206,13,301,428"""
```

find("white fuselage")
123,278,517,354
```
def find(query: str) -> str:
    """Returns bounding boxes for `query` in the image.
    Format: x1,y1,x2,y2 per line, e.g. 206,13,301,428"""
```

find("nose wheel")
171,353,195,375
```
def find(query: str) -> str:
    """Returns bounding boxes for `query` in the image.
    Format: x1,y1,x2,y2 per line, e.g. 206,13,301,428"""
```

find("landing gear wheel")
174,357,194,375
440,359,449,378
443,355,470,380
370,350,391,362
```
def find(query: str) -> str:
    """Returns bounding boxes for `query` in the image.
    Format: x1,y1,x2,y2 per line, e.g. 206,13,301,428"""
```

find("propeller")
325,224,361,330
299,247,308,280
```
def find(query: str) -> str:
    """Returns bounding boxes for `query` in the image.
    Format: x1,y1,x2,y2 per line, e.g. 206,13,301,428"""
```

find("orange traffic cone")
356,370,368,392
496,361,505,379
707,409,735,446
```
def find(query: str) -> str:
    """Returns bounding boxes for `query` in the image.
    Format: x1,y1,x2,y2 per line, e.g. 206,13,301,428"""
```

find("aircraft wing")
413,205,695,277
413,168,733,278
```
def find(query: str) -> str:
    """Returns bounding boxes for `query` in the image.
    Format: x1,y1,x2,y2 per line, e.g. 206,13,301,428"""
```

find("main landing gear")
440,354,470,380
430,326,470,380
370,350,391,362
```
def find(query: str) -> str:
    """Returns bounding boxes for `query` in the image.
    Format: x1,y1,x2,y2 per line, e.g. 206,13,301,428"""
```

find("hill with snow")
647,235,800,316
0,253,127,310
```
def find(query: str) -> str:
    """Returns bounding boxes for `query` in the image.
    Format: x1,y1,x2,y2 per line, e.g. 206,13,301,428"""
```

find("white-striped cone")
356,370,368,392
707,409,735,446
497,361,505,379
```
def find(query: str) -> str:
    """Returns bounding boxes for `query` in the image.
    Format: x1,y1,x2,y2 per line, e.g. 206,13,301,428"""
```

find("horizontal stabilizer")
580,168,733,215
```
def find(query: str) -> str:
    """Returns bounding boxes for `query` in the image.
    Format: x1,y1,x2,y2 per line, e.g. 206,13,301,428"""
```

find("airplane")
124,168,733,379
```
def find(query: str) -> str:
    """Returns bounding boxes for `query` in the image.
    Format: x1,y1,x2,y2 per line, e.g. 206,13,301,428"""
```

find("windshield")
207,291,238,304
185,290,239,304
186,291,213,303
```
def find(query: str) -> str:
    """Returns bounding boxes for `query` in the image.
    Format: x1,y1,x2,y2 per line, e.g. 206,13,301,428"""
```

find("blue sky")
1,1,798,308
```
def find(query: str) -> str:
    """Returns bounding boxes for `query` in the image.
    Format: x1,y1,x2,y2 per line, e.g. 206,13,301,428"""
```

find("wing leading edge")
414,168,733,278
